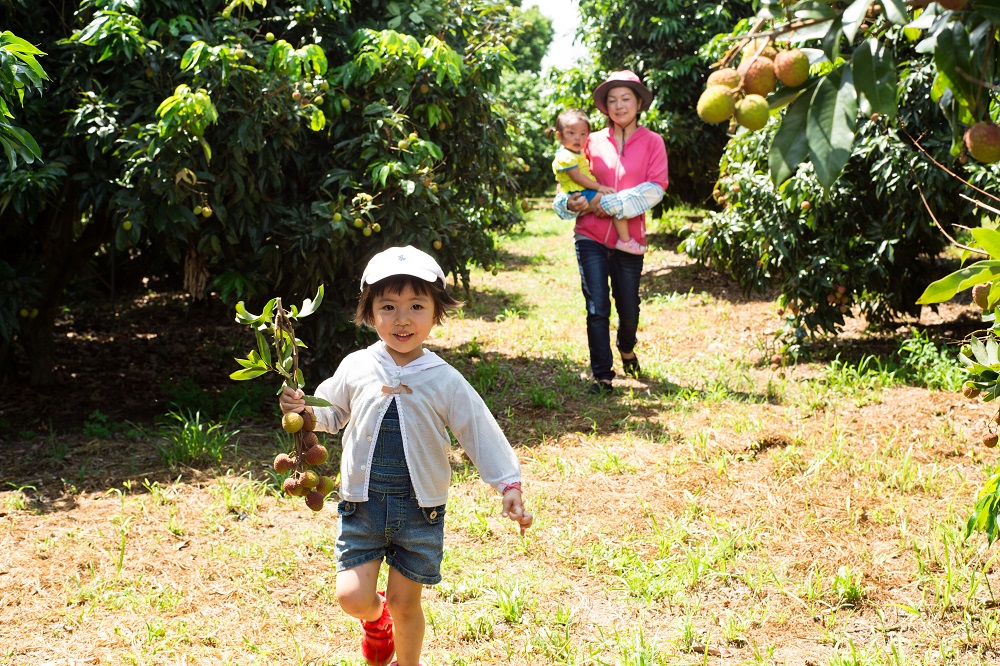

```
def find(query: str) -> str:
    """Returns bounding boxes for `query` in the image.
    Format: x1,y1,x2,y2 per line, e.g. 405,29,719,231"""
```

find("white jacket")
312,342,521,507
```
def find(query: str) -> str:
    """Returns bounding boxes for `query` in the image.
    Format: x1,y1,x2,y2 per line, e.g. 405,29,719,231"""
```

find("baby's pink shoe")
615,238,646,255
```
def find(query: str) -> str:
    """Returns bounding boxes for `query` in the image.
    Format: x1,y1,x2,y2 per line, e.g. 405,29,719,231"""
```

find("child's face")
372,283,436,366
557,120,590,152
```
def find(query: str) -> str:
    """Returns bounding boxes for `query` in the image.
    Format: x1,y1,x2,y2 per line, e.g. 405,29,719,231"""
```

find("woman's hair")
355,275,462,327
554,108,591,134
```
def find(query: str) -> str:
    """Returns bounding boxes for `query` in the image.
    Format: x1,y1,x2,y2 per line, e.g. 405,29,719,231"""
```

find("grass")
1,206,999,664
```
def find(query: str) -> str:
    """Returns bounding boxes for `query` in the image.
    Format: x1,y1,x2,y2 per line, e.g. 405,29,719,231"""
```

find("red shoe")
361,592,394,666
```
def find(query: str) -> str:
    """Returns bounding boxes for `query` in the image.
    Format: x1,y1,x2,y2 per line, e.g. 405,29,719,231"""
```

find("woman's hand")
502,489,533,536
588,193,610,217
566,192,588,213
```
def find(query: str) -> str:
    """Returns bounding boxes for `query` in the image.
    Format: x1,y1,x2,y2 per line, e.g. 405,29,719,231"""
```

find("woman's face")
605,86,639,128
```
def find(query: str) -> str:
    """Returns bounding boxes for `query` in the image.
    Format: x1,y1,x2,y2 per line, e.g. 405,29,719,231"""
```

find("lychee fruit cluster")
697,38,810,133
275,409,334,511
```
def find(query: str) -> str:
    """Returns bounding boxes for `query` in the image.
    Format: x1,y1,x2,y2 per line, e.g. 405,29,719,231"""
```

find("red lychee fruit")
273,453,295,474
300,410,317,432
299,431,319,450
305,490,325,512
965,122,1000,164
984,433,998,448
303,444,329,466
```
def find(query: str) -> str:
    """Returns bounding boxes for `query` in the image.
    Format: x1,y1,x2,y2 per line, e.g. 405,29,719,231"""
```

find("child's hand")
501,489,533,536
598,185,615,195
279,386,306,414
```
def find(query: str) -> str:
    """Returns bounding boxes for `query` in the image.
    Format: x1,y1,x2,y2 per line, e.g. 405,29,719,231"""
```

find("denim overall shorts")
335,399,446,585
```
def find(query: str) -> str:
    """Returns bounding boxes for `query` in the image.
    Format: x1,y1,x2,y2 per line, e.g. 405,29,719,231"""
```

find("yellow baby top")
552,147,596,193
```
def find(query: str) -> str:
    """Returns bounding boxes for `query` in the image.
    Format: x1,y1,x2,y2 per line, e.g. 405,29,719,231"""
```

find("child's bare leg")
612,217,632,242
335,559,384,621
385,568,425,665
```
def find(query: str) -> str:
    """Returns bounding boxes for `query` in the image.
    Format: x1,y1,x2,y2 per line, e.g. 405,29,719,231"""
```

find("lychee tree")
0,0,526,386
0,31,47,170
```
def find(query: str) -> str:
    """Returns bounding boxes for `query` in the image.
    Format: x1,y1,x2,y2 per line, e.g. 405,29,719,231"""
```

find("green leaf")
769,91,811,187
807,66,857,189
879,0,910,25
298,285,325,317
852,39,897,118
304,394,334,408
916,261,1000,304
842,0,874,42
230,367,269,381
255,329,272,368
971,228,1000,259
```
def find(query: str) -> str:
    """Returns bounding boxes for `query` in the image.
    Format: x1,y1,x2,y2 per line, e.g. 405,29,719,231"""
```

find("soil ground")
1,211,997,665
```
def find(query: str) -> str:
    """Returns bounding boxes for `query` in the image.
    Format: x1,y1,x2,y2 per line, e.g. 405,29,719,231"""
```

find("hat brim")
362,267,444,288
593,80,653,116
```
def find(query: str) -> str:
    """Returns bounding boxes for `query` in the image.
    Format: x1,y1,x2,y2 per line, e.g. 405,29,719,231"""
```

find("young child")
552,108,646,255
279,245,532,666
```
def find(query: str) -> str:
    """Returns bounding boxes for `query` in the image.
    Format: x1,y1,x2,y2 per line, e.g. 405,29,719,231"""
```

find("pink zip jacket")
577,126,668,247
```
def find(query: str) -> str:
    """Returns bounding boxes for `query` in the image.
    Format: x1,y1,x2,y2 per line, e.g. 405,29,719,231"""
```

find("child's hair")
555,108,591,135
354,275,462,327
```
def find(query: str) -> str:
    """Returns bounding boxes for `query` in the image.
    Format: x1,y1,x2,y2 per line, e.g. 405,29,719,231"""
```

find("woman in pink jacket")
554,71,669,394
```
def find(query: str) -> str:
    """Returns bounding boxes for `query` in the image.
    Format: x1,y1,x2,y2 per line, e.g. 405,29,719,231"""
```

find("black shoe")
588,380,614,395
622,354,641,378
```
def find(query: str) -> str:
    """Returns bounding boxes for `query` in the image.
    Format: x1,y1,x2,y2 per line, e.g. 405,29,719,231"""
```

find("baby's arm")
501,486,533,535
566,167,612,194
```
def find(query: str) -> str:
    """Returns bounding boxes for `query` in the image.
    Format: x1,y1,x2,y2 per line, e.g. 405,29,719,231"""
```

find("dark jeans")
574,237,643,382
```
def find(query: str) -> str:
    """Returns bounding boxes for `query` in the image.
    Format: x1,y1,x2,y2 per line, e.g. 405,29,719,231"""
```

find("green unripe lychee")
301,470,320,490
706,68,741,89
696,86,736,124
734,94,770,131
737,58,777,97
282,412,304,433
965,122,1000,164
773,49,810,87
315,475,336,496
265,32,275,42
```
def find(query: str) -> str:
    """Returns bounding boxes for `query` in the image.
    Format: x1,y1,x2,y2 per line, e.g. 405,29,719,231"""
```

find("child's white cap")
361,245,446,290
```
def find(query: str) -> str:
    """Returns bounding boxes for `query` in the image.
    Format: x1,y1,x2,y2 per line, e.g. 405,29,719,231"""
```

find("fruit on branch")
964,384,982,399
304,444,329,466
734,95,770,131
973,282,992,309
300,410,317,432
316,475,336,496
301,470,320,490
965,123,1000,164
305,490,325,512
937,0,969,10
300,431,319,450
706,68,741,89
697,86,736,124
284,476,308,496
984,433,999,448
773,49,809,87
282,412,304,433
741,37,777,62
273,453,295,473
737,58,777,97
